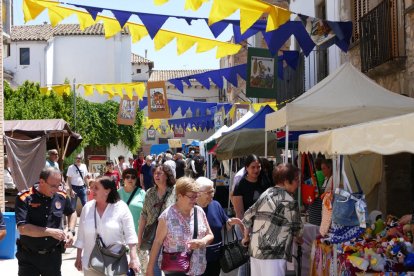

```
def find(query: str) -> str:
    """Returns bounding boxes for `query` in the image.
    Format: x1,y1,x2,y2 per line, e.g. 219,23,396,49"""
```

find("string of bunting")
168,115,214,131
22,0,242,59
153,0,352,53
42,0,352,57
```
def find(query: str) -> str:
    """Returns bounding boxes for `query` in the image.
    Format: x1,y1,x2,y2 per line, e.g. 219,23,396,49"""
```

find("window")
136,68,141,74
194,98,206,102
351,0,370,43
19,48,30,65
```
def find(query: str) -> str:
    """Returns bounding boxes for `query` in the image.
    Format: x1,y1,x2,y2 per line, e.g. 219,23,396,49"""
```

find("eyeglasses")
153,172,164,176
47,182,61,189
184,194,199,200
124,175,136,180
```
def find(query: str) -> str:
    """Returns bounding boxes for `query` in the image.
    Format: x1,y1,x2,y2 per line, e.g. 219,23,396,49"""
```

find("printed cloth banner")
233,104,250,123
147,81,170,119
246,47,277,99
173,125,185,137
117,96,138,125
147,126,156,140
214,109,224,131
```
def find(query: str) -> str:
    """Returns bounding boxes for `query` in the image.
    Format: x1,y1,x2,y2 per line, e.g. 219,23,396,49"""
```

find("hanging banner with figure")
147,126,156,140
246,47,277,99
117,96,138,125
173,125,185,137
147,81,171,119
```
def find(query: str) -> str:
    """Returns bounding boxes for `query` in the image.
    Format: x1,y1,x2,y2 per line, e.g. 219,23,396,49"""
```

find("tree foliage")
4,81,144,152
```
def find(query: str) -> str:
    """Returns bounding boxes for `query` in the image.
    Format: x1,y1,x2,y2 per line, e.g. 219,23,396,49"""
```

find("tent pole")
264,130,268,158
228,159,233,216
332,154,339,276
284,126,289,163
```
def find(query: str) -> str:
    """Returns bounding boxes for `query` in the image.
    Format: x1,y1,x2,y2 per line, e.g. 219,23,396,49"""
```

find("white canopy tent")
298,112,414,155
265,62,414,162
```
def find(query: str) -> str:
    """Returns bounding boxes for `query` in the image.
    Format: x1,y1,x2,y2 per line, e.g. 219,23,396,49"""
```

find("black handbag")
89,205,128,276
220,226,249,273
140,191,169,251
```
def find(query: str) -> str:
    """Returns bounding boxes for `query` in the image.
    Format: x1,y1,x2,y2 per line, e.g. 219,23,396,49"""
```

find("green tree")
4,80,144,153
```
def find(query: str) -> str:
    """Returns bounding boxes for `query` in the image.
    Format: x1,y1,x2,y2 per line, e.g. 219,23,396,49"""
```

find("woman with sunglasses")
147,177,214,276
118,168,147,274
138,164,177,276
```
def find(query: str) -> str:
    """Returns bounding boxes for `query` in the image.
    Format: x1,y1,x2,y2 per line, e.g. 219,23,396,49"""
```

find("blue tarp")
150,144,170,155
226,105,275,133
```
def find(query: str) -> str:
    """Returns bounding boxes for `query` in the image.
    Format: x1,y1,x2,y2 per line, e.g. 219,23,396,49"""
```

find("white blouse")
74,200,138,269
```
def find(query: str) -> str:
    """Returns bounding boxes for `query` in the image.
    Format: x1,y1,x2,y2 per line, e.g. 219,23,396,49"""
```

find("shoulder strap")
193,207,198,239
74,164,84,179
156,190,170,217
126,187,139,206
348,158,363,193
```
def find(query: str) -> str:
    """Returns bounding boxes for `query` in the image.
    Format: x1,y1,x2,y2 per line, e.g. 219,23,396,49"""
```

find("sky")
13,0,236,70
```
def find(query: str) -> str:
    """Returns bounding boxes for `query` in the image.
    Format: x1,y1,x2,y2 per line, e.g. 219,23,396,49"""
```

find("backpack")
193,156,205,174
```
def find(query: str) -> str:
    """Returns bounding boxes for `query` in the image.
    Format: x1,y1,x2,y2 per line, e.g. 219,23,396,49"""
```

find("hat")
190,150,195,154
76,154,83,159
48,149,58,155
146,155,153,161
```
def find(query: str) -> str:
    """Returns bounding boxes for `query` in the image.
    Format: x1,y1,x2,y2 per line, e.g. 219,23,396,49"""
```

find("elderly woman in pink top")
146,177,214,276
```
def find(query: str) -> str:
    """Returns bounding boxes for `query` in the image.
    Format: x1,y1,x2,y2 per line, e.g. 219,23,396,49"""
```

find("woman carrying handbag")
146,177,214,276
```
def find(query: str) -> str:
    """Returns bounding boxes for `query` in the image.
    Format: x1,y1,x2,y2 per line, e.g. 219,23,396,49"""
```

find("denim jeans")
71,185,87,209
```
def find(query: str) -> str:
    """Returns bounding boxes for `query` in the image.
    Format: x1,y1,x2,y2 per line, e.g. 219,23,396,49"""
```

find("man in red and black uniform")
15,167,77,276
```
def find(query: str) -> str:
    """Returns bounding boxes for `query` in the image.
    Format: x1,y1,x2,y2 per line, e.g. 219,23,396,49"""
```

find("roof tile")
149,69,212,82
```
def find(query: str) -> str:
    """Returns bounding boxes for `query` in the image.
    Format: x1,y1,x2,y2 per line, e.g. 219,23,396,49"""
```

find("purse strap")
94,204,107,247
223,225,239,245
348,159,363,194
301,154,319,193
193,207,198,239
126,187,139,206
156,189,170,218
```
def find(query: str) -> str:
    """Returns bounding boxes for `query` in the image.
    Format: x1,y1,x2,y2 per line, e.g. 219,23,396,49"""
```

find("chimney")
145,49,147,59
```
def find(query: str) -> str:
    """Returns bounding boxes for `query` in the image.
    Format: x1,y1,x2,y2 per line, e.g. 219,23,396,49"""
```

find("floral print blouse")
159,204,209,276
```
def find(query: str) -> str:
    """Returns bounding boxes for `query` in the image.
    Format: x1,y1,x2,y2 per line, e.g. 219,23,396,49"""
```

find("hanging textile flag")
173,125,185,138
298,15,335,46
246,47,277,99
147,126,157,140
78,83,146,100
147,81,171,119
117,95,139,126
39,84,71,96
22,0,241,59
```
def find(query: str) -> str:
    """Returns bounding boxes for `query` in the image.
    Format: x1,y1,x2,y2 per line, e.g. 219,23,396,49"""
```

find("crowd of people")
12,148,305,276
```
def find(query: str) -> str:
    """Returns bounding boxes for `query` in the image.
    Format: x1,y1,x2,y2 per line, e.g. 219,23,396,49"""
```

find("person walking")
195,177,243,276
118,168,147,275
15,167,77,276
140,155,154,191
241,163,303,276
67,154,89,209
45,149,59,169
138,164,176,276
147,177,214,276
175,153,186,179
115,155,129,185
191,151,205,178
104,160,121,189
74,176,140,275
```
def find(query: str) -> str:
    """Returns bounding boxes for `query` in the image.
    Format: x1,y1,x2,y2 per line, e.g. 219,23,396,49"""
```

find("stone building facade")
338,0,414,216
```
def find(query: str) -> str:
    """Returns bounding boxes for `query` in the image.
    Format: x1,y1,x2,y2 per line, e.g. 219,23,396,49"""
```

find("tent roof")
202,125,229,144
222,111,254,134
265,63,414,131
4,119,82,156
298,112,414,155
216,129,277,160
228,105,274,133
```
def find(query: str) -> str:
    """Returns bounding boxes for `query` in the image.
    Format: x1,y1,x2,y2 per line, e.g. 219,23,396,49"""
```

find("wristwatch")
68,229,76,236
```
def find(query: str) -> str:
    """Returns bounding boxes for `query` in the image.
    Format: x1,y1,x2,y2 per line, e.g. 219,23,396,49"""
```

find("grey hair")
195,177,213,191
165,153,173,160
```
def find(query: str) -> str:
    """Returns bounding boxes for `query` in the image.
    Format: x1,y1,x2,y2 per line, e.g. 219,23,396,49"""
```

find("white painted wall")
132,63,150,82
326,0,341,72
4,41,48,86
52,34,132,103
107,143,134,164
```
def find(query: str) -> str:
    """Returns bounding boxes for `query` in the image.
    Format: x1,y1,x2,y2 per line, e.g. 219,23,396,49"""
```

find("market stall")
298,112,414,275
265,62,414,162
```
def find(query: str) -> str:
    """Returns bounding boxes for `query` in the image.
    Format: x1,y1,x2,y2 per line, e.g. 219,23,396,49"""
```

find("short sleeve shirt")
233,177,268,211
159,205,209,275
67,163,88,186
118,187,146,233
15,185,75,250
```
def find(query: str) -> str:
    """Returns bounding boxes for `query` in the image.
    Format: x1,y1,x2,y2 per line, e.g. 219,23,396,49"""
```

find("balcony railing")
276,53,305,107
359,0,405,73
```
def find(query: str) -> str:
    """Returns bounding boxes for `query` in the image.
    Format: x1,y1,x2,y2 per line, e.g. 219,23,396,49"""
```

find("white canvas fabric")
266,63,414,131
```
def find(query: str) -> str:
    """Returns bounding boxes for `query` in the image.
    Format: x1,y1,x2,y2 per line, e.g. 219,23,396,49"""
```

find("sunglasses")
124,175,136,180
